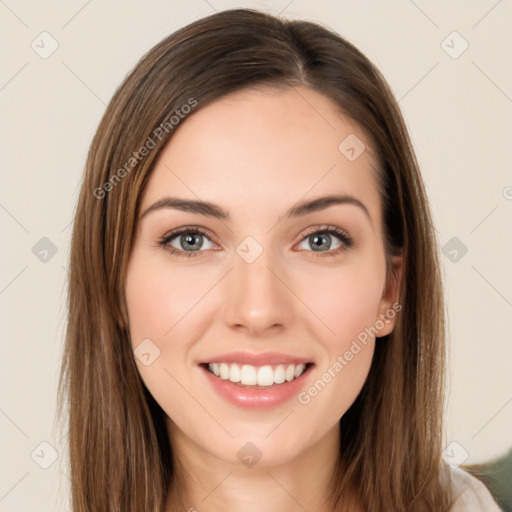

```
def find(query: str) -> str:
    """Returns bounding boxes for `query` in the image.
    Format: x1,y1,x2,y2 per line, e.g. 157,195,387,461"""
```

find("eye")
158,227,216,258
158,224,353,259
296,225,353,256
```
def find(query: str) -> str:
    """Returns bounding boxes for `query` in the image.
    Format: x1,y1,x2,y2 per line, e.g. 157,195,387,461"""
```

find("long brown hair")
58,8,453,511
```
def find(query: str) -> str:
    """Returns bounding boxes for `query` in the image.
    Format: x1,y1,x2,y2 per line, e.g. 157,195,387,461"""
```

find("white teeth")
219,363,230,380
228,363,241,383
274,364,286,384
240,365,257,385
257,366,274,386
210,362,220,376
294,364,305,378
207,362,308,386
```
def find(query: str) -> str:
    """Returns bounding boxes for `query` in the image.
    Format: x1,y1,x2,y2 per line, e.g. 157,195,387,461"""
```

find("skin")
125,85,402,511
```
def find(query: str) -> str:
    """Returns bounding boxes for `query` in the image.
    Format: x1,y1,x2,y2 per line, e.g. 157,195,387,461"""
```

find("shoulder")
447,466,502,511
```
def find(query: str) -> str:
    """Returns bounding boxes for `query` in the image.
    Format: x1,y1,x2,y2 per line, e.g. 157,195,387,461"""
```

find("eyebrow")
139,194,371,223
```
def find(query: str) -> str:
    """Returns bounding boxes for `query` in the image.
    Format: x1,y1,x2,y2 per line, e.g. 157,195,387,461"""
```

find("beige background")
1,1,511,510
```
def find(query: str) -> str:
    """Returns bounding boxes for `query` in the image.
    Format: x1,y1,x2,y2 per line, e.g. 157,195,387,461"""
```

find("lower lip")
200,365,312,410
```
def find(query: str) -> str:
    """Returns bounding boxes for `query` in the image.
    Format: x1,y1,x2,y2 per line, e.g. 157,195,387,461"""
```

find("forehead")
141,86,382,229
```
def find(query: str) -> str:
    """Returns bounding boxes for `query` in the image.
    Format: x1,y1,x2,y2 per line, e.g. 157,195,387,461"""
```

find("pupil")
311,233,330,251
183,233,201,250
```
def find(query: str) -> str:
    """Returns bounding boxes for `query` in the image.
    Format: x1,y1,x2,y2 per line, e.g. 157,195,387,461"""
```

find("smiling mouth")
202,362,314,388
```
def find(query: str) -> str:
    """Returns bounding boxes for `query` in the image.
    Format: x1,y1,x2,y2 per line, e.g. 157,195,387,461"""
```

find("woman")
58,8,501,511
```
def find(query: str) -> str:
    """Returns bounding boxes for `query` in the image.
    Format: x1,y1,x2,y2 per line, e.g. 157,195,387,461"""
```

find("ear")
374,253,403,337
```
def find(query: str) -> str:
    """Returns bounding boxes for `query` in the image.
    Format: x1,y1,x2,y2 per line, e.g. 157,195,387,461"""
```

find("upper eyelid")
300,224,350,238
163,226,217,243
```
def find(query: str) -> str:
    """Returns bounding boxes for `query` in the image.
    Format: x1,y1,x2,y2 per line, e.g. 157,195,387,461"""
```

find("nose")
223,247,294,336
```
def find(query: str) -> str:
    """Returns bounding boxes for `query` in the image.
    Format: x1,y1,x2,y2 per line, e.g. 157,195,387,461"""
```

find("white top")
448,466,502,511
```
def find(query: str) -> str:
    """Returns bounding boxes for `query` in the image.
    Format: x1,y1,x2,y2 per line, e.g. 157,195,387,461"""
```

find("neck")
165,423,359,512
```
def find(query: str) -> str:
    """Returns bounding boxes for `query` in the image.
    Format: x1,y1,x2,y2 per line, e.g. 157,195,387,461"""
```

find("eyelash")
157,225,354,259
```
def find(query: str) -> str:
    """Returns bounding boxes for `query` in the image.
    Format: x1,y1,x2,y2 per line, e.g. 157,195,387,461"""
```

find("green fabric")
466,448,512,512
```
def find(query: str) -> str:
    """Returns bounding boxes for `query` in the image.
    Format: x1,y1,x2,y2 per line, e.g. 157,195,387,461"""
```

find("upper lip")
199,351,313,366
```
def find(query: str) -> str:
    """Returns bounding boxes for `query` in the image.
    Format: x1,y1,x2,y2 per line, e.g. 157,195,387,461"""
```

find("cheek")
125,251,216,344
305,256,385,349
125,250,221,411
125,252,210,420
291,257,385,419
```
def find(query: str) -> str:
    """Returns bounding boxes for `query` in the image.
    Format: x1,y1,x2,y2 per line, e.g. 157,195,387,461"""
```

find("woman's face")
125,86,401,468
